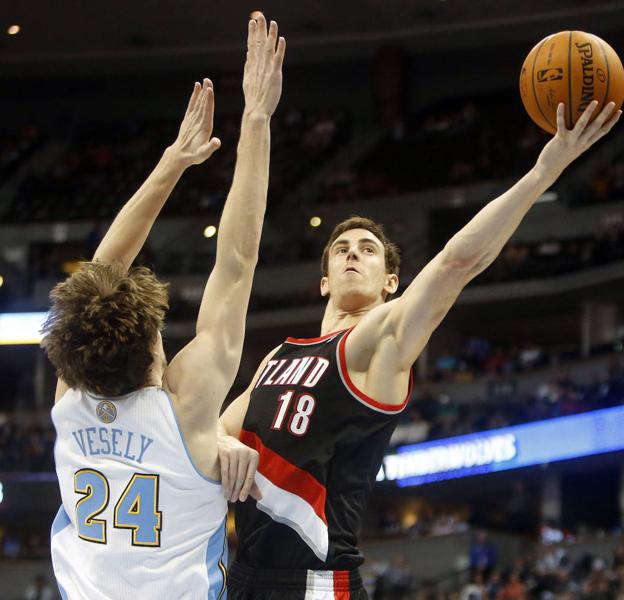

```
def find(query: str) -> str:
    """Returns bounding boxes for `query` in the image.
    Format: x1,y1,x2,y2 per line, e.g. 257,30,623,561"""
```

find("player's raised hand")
170,78,221,168
243,14,286,119
217,434,262,503
536,101,621,179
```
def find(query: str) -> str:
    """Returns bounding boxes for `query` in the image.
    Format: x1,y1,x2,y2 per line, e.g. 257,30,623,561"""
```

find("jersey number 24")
74,469,162,546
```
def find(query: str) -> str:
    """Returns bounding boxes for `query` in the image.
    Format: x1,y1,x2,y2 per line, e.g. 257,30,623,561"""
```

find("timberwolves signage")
378,406,624,487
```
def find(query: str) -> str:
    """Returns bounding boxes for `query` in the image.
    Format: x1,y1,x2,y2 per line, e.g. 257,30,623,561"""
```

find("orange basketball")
519,31,624,134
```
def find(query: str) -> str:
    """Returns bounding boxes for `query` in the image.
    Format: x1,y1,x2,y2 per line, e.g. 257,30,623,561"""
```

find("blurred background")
2,1,624,598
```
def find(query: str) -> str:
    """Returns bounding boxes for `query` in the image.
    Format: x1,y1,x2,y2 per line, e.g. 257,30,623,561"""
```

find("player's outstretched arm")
53,80,220,402
163,17,285,478
92,80,220,270
349,101,621,391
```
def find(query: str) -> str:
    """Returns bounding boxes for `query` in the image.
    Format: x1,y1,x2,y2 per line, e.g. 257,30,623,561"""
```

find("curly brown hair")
320,215,401,277
41,261,169,397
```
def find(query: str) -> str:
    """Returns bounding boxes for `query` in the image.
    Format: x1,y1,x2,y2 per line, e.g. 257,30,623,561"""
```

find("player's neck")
320,297,380,335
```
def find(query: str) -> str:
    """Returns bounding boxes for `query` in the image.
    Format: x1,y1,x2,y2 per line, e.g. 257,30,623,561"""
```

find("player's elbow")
213,253,258,295
226,250,259,281
441,239,483,279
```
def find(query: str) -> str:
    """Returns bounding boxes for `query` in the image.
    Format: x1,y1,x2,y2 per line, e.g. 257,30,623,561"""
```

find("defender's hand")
218,434,262,502
536,101,621,180
243,15,286,120
170,78,221,168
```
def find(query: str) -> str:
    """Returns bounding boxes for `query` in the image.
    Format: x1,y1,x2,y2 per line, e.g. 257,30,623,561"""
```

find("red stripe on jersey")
285,329,348,346
337,328,413,413
333,570,351,599
240,430,328,525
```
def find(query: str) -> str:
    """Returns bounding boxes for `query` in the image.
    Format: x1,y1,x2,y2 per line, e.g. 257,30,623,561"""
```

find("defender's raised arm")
163,16,286,479
93,79,221,270
49,79,221,402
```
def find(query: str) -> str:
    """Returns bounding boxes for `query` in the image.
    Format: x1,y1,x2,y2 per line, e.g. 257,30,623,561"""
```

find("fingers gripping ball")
519,31,624,134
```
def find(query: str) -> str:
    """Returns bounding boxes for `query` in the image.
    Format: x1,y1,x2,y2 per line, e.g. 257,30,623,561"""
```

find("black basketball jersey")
235,328,412,570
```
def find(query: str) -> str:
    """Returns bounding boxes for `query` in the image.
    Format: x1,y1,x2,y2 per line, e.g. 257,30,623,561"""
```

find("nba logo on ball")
96,400,117,423
537,68,564,82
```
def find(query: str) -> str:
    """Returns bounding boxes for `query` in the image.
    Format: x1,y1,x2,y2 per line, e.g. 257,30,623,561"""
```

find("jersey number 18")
271,391,316,436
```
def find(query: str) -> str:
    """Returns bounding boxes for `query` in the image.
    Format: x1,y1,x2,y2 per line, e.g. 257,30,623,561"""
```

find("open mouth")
344,266,360,274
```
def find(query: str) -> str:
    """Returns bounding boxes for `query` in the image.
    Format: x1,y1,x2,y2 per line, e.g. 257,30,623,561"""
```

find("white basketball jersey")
50,386,228,600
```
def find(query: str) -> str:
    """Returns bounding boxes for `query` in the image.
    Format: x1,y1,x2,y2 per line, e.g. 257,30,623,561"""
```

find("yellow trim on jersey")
74,468,109,544
217,520,227,600
113,473,162,547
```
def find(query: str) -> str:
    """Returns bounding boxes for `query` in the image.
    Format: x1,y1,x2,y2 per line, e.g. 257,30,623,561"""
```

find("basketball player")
219,100,621,599
43,16,285,598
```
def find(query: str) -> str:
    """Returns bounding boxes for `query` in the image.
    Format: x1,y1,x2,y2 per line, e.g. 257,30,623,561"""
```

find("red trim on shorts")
333,570,351,598
240,430,327,525
337,327,413,413
285,329,349,345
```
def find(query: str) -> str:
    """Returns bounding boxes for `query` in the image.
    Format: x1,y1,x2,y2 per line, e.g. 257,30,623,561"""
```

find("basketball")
519,31,624,134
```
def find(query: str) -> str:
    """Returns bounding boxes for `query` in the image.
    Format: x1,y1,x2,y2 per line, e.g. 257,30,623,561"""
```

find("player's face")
320,228,398,310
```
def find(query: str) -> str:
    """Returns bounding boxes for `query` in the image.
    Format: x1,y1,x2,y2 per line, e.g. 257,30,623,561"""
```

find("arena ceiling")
1,0,623,75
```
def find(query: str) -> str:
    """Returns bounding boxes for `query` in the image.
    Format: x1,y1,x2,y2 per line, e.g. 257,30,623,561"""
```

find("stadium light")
7,25,20,35
203,225,217,238
309,216,322,228
0,312,48,345
0,275,4,287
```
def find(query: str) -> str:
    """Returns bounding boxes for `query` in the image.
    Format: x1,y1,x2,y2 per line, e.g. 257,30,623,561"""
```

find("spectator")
435,350,459,379
460,571,485,600
500,569,528,600
23,574,55,600
469,530,497,576
385,554,413,600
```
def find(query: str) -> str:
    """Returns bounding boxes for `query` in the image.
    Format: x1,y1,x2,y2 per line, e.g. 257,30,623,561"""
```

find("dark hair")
41,261,169,397
321,215,401,277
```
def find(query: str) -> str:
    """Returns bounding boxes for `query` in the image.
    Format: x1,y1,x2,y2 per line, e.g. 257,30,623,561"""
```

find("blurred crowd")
573,151,624,207
391,359,624,447
374,508,470,542
0,415,55,472
1,89,623,317
452,538,624,600
9,208,624,318
431,338,553,382
321,94,548,203
368,534,624,599
3,356,623,471
0,527,50,560
0,125,42,183
478,218,624,285
2,108,350,223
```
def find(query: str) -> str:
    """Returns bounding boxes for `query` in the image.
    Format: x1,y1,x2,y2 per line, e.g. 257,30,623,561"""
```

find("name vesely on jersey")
71,427,154,464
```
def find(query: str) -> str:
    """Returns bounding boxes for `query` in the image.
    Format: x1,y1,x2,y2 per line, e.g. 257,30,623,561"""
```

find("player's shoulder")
341,300,402,371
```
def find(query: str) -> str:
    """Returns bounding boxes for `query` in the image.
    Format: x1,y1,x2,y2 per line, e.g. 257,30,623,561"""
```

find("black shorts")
227,561,368,600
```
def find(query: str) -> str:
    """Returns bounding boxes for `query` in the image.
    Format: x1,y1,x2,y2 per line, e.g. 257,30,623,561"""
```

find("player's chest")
246,351,353,441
